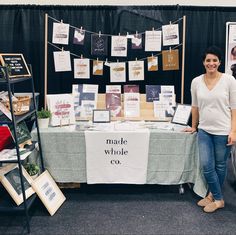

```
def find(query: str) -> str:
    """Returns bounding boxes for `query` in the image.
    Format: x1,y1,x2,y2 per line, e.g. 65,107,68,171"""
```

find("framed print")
0,53,31,78
93,109,111,123
171,104,191,125
0,164,34,206
31,170,66,216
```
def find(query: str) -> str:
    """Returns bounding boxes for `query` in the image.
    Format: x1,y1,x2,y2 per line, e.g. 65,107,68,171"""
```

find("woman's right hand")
183,127,197,133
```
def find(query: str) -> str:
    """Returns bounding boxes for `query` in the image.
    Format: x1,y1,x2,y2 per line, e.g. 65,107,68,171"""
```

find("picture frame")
0,164,34,206
31,170,66,216
171,103,192,126
92,109,111,123
0,53,31,78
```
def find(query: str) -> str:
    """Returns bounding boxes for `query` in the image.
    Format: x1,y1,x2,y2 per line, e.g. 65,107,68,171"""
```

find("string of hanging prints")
48,14,183,82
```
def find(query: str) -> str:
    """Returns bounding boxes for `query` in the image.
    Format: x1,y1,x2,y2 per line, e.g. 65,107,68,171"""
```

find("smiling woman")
185,45,236,213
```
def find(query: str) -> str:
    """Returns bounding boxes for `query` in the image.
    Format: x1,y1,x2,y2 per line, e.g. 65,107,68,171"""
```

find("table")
32,123,207,197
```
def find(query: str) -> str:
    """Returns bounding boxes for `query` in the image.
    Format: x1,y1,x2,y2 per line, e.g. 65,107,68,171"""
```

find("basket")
2,96,31,115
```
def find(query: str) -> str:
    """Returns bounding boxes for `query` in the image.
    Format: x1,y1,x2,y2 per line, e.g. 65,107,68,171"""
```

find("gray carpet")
0,160,236,235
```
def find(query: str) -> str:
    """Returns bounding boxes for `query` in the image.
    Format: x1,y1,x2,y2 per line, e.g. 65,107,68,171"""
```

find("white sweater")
191,73,236,135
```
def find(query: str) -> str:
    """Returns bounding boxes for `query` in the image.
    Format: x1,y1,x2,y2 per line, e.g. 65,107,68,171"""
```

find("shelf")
0,189,37,213
0,109,36,125
0,76,31,84
0,141,38,163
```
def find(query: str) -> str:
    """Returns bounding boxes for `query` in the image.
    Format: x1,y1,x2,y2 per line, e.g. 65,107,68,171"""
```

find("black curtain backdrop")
1,5,236,108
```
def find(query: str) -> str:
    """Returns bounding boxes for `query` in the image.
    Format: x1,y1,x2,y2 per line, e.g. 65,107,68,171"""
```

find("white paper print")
147,56,158,71
80,100,96,118
106,85,121,93
110,62,126,83
74,58,90,79
131,34,142,49
229,25,236,43
93,60,103,76
46,94,75,126
162,24,179,46
153,100,170,120
53,51,72,72
73,29,85,45
52,22,70,45
128,61,144,81
111,36,128,57
124,93,140,117
145,31,162,52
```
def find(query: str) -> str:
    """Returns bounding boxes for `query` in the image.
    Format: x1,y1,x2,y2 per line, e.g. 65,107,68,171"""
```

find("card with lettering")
124,85,139,93
131,34,142,49
74,58,90,79
91,34,108,56
110,62,126,83
73,29,85,45
147,56,158,71
128,61,144,81
52,22,69,45
53,51,72,72
145,85,161,102
145,31,162,52
106,93,122,117
111,36,127,57
93,60,103,76
46,94,75,126
106,85,121,94
162,49,179,71
162,24,179,46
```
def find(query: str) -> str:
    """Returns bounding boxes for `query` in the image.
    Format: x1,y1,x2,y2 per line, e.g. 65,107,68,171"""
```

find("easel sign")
171,104,191,126
0,53,31,78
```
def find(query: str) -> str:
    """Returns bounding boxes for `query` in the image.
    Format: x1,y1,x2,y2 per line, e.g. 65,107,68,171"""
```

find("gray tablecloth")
32,125,207,197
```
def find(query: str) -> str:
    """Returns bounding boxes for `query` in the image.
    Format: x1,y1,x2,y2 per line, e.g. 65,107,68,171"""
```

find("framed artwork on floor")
0,164,34,206
31,170,66,216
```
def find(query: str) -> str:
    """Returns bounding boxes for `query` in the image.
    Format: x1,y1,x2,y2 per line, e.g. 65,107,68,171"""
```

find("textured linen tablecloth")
32,125,207,197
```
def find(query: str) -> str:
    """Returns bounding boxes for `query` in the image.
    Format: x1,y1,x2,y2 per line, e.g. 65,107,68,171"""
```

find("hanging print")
111,36,128,57
74,58,90,79
128,61,144,81
52,22,69,45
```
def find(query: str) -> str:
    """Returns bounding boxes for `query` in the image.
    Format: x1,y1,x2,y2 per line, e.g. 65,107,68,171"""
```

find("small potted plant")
37,108,51,128
24,163,40,179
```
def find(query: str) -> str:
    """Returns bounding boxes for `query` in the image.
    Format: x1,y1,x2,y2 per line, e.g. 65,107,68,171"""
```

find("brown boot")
203,200,225,213
197,196,213,207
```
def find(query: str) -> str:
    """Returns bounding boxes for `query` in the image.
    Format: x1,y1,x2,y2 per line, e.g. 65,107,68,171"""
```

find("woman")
185,46,236,213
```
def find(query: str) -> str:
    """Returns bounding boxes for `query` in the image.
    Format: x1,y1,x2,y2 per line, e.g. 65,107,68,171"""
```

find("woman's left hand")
227,131,236,145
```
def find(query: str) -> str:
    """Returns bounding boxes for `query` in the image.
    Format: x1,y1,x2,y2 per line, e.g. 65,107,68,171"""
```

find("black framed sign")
92,109,110,123
171,104,192,126
0,53,31,78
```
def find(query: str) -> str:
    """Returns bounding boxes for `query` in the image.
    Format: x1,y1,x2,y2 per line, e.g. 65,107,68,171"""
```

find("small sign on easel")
0,53,31,78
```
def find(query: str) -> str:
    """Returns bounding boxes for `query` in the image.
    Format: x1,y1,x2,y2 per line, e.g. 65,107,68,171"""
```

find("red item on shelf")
0,126,14,151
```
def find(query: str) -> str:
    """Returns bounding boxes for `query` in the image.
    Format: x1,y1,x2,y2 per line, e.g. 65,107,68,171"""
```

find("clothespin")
170,21,172,25
81,54,83,59
127,32,129,36
136,31,138,37
62,47,64,52
99,31,101,37
80,26,83,33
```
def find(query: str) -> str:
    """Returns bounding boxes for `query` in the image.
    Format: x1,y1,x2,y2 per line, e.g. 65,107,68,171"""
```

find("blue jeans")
198,129,232,200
